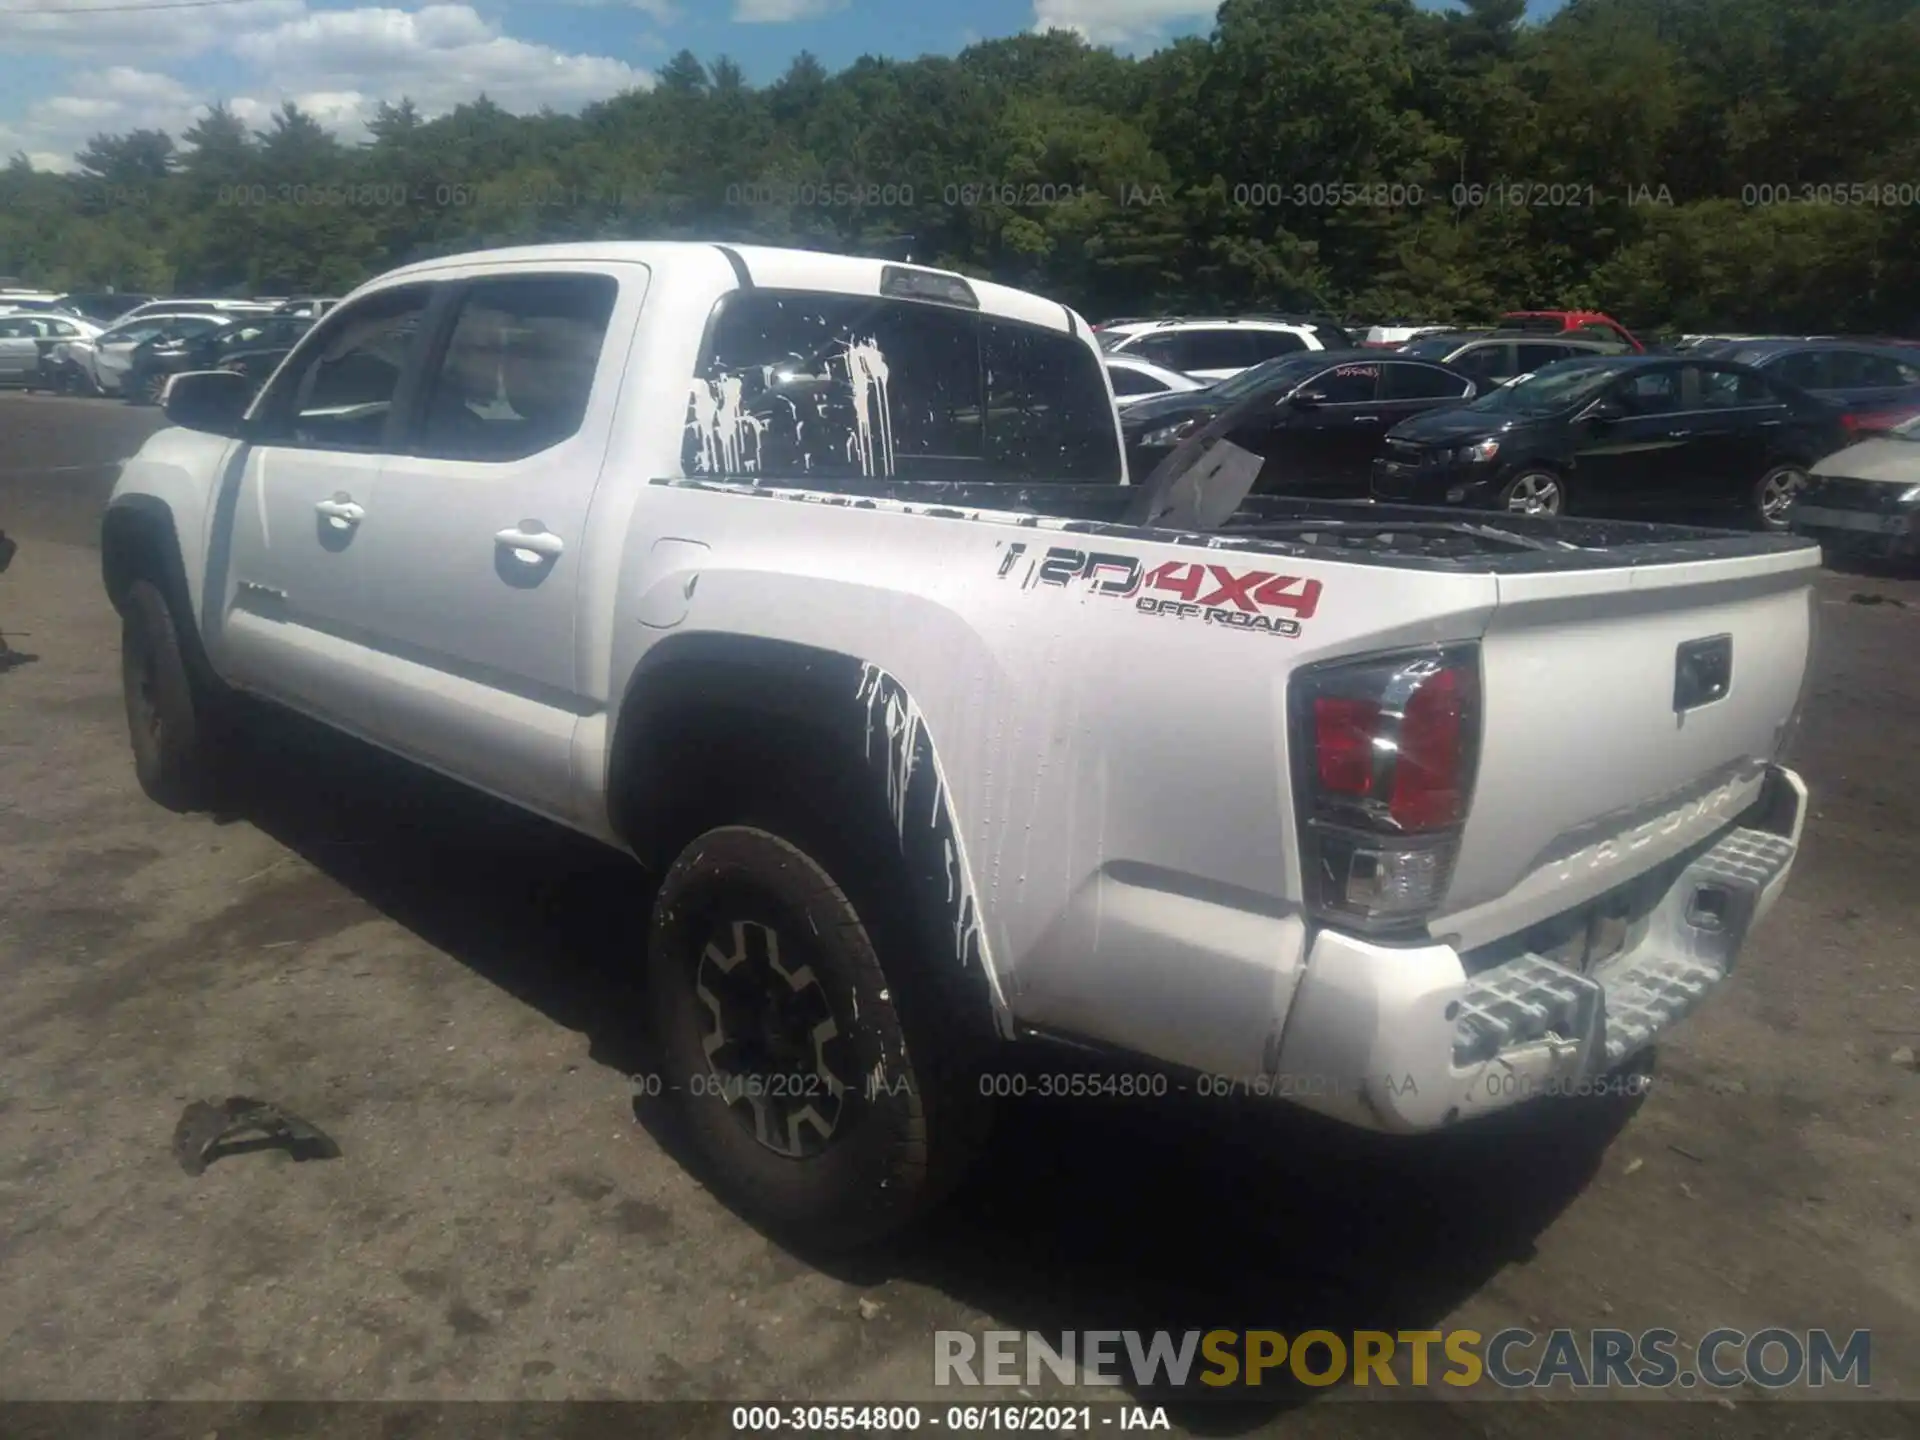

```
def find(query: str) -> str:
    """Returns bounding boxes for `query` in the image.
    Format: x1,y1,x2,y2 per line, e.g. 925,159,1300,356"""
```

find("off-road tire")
120,578,222,811
647,822,977,1250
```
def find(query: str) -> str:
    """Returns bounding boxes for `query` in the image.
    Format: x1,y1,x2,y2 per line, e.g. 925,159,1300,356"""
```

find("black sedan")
1120,350,1479,496
125,313,312,404
1688,339,1920,438
1371,354,1847,529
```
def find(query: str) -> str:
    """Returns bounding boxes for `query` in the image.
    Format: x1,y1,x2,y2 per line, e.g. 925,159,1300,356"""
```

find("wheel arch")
606,631,1010,1053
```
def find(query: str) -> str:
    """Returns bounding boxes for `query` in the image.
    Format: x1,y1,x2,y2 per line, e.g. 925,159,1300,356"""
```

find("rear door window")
1381,361,1472,400
1246,328,1310,361
1304,360,1381,403
413,273,618,463
1696,366,1776,408
1769,351,1831,389
1178,328,1261,372
685,290,1121,484
1454,343,1514,382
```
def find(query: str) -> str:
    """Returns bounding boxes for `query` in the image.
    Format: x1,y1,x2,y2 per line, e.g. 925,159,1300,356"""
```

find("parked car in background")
1702,340,1920,439
1094,316,1350,381
113,298,276,325
272,297,338,320
75,313,230,396
51,292,155,325
1121,348,1479,495
0,312,99,387
1789,413,1920,560
1104,353,1207,408
1495,310,1644,352
1373,354,1844,528
1360,322,1453,348
124,312,315,403
1397,330,1629,388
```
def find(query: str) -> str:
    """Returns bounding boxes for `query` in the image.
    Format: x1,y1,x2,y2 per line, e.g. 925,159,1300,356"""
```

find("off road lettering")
999,548,1322,634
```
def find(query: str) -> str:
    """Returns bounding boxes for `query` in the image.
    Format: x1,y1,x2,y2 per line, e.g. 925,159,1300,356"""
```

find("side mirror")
1582,397,1626,423
162,369,253,436
1288,390,1326,409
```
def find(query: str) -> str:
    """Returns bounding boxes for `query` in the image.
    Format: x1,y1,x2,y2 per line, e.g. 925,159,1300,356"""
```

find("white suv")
1093,316,1349,382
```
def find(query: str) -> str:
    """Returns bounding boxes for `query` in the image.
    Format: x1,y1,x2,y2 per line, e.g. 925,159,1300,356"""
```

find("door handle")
1352,415,1380,423
314,495,364,526
495,525,565,561
1666,429,1694,438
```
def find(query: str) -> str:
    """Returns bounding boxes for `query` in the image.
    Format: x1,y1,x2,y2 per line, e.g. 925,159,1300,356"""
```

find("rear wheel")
647,823,975,1250
1752,463,1807,532
1499,468,1566,516
119,579,223,810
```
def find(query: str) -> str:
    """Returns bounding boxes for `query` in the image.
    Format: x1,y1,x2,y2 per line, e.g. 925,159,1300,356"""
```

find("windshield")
1464,357,1624,413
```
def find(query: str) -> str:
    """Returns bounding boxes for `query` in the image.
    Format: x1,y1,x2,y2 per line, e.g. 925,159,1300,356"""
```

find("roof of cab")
363,240,1081,336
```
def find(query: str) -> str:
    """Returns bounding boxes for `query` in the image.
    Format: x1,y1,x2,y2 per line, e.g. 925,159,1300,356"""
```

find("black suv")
1371,354,1847,529
1121,349,1479,496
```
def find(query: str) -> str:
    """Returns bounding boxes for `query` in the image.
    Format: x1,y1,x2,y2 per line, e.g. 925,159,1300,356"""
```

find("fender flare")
607,633,1012,1046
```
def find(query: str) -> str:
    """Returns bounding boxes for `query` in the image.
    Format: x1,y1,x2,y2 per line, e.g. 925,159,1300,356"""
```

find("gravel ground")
1,392,1917,1435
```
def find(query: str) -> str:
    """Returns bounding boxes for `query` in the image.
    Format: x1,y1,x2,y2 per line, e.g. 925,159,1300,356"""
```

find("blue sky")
0,0,1554,171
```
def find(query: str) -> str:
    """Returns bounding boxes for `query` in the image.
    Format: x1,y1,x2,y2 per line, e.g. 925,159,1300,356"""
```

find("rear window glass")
685,291,1121,484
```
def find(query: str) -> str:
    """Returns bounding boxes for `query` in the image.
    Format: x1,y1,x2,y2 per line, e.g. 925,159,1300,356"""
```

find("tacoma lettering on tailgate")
996,543,1323,638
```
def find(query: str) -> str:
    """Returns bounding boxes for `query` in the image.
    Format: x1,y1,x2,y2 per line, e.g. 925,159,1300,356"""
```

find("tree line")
4,0,1919,333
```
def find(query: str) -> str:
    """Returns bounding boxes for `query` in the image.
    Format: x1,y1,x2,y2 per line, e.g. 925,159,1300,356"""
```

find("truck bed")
659,477,1821,572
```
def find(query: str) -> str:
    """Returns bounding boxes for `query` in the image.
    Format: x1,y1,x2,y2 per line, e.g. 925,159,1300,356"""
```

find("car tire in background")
119,579,225,811
1753,462,1809,532
1498,468,1567,516
646,821,979,1252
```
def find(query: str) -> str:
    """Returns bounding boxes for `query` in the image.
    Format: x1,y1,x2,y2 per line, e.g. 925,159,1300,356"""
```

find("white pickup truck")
103,242,1817,1248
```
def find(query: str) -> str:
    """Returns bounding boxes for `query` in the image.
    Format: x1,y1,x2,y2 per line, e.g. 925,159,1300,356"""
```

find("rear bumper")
1269,765,1807,1133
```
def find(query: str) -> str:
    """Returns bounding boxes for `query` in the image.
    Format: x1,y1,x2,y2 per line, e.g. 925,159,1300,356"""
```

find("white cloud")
0,4,652,168
0,0,304,58
1031,0,1216,46
731,0,847,22
229,4,648,121
0,66,205,170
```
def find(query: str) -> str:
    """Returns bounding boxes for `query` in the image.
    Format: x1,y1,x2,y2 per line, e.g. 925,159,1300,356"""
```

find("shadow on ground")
218,711,1638,1432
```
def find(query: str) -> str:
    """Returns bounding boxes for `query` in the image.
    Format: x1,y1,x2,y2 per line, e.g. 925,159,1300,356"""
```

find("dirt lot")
2,392,1918,1432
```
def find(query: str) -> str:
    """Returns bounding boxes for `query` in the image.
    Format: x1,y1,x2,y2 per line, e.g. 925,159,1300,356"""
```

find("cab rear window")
685,290,1122,484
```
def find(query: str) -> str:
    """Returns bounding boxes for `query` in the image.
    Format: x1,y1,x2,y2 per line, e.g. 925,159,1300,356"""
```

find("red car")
1496,310,1644,352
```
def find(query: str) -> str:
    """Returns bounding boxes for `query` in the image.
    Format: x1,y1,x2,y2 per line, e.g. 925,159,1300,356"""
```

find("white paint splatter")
841,337,894,477
853,664,1007,1038
685,375,768,474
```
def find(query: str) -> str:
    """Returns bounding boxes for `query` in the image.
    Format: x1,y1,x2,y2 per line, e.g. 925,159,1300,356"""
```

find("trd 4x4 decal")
995,543,1323,638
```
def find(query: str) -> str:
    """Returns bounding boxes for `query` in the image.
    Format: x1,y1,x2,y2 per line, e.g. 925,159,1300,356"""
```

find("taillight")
1288,645,1482,933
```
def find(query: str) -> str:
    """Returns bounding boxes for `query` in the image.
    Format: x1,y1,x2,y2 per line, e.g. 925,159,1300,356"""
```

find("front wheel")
1753,463,1808,532
646,824,969,1250
120,579,223,811
1498,468,1566,516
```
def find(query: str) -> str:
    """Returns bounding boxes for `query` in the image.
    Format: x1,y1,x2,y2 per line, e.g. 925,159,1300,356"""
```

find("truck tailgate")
1432,546,1818,951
